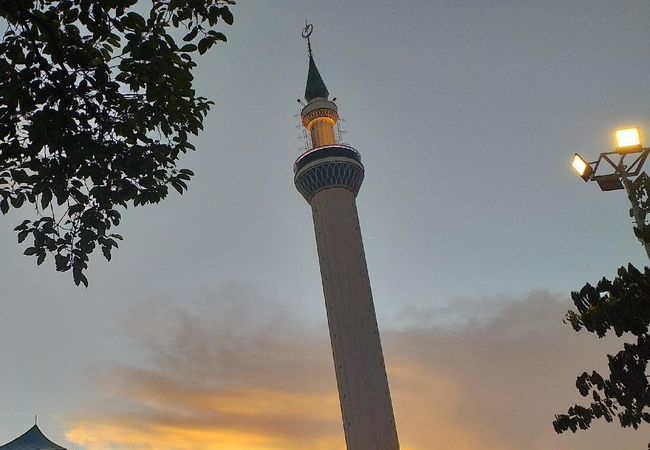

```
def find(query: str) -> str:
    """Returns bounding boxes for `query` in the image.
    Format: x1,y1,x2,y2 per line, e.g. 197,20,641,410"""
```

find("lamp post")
571,127,650,260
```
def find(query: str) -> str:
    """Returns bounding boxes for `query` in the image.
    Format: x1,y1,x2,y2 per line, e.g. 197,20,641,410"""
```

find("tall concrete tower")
294,25,400,450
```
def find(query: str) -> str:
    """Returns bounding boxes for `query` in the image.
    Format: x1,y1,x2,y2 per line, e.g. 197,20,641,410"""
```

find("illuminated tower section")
294,27,400,450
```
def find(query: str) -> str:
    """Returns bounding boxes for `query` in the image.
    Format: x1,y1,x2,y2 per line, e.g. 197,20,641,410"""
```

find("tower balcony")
294,144,365,202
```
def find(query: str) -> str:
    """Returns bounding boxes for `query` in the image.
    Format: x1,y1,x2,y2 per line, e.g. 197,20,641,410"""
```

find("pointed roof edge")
0,425,67,450
304,54,330,102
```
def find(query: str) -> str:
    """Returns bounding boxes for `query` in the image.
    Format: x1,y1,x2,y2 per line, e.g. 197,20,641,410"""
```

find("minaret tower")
294,24,400,450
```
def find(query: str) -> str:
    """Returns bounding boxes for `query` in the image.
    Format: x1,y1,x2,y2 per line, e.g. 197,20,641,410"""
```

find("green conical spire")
305,54,329,102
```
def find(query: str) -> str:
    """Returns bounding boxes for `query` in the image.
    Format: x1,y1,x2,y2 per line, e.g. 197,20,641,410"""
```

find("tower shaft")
311,187,400,450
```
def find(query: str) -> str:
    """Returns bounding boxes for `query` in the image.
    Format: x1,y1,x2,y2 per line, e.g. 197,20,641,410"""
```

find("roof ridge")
0,425,67,450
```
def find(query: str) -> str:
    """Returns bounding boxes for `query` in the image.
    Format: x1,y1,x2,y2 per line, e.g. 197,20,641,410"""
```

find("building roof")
0,426,66,450
304,54,329,102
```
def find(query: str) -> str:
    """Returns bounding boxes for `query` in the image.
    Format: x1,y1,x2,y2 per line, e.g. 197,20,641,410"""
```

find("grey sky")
1,0,650,448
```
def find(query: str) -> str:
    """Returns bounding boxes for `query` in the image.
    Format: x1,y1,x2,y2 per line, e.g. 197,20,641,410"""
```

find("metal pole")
620,170,650,261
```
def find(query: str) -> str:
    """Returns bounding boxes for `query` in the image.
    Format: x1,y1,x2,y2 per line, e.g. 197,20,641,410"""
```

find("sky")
1,0,650,449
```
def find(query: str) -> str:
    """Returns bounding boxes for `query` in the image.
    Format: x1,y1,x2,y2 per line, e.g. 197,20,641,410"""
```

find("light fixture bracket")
587,148,650,191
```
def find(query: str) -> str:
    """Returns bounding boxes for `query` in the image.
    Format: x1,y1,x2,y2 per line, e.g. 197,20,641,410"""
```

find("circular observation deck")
294,144,365,203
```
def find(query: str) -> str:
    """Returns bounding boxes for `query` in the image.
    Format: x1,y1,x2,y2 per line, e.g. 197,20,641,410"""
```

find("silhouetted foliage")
553,264,650,447
630,173,650,245
0,0,234,286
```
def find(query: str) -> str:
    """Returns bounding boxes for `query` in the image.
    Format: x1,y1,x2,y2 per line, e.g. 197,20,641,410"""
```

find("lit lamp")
569,126,650,259
615,127,642,153
571,153,592,181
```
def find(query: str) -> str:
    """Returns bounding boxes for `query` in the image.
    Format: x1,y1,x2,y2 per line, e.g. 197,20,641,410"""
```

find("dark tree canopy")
553,264,650,447
0,0,234,286
630,173,650,245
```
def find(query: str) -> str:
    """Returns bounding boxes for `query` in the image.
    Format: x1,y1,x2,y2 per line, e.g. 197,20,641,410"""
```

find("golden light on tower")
615,127,642,153
571,153,592,181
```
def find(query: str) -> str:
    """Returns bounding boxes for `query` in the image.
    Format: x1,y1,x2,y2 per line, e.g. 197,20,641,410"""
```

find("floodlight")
571,153,592,181
615,127,642,153
596,177,624,191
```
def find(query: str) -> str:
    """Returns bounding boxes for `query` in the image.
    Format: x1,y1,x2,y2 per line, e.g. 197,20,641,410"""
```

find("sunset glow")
55,292,648,450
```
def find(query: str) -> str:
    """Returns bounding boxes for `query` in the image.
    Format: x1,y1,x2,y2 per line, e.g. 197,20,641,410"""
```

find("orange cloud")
66,368,344,450
66,381,344,450
65,290,650,450
67,422,287,450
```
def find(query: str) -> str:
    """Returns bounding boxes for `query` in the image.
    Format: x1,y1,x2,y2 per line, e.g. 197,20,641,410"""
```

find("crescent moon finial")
302,21,314,58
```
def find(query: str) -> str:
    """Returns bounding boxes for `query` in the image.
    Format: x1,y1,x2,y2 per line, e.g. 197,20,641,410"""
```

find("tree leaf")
198,37,210,55
17,230,29,243
220,6,234,25
102,245,112,261
55,254,70,272
183,27,199,41
41,188,52,209
180,43,197,52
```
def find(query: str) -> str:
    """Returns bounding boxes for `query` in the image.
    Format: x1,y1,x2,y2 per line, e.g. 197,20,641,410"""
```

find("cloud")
65,287,649,450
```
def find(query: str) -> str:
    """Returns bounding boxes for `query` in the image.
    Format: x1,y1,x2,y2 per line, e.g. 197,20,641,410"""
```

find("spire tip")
302,21,313,58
